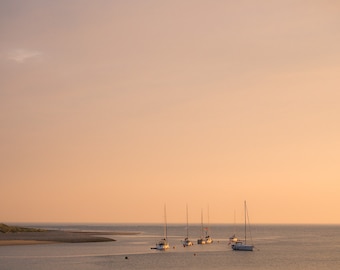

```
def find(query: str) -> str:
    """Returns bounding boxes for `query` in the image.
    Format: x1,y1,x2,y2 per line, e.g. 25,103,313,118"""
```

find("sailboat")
204,205,213,244
229,209,238,244
231,201,254,251
205,231,213,244
197,209,206,244
154,204,170,250
181,204,193,247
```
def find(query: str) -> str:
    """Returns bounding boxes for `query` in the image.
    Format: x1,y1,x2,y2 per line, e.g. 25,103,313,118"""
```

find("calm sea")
1,224,339,270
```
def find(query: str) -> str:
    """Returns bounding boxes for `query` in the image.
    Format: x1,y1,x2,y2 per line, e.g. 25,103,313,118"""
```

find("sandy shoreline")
0,230,138,246
0,240,58,246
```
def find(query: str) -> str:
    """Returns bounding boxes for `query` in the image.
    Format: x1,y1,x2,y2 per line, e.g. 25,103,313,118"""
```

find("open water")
1,224,340,270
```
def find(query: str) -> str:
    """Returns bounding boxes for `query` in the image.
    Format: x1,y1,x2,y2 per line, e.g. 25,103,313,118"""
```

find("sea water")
1,224,340,270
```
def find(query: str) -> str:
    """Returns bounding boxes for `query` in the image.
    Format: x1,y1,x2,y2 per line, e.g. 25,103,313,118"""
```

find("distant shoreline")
0,223,139,246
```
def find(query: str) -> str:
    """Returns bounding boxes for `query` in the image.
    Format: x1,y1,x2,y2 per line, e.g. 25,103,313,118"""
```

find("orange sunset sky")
1,0,340,224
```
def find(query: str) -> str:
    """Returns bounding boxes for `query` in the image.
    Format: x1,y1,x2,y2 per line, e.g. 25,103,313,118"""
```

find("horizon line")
4,221,340,226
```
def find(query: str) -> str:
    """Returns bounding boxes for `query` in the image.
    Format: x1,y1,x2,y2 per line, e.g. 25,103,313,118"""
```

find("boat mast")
207,204,210,237
186,204,189,238
201,209,204,238
244,200,247,244
164,204,167,240
233,209,236,235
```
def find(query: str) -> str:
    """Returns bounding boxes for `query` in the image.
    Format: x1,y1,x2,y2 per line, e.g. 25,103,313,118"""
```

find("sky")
1,0,340,224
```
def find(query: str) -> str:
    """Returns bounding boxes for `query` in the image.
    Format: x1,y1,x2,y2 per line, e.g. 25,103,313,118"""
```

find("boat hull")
231,242,253,251
156,244,170,250
197,238,206,245
182,238,193,246
205,236,213,244
155,239,170,250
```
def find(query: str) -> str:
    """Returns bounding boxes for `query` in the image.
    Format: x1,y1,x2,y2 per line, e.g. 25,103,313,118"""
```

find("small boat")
197,209,206,245
228,210,238,244
231,240,253,251
231,201,254,251
197,238,206,245
153,204,170,250
229,234,238,244
181,204,193,247
182,237,193,246
205,234,213,244
155,238,170,250
204,205,213,244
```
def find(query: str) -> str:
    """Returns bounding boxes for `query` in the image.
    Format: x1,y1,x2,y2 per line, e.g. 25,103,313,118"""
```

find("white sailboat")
231,201,254,251
181,204,193,247
205,233,213,244
154,204,170,250
197,209,206,245
229,209,238,244
204,205,213,244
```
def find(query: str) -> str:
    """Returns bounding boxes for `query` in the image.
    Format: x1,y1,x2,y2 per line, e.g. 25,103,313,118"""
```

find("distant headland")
0,223,45,233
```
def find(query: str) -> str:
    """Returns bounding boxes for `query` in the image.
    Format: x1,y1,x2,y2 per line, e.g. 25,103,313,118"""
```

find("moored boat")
231,240,253,251
153,204,170,250
197,209,206,245
231,201,254,251
181,204,193,247
182,237,193,246
205,235,213,244
204,206,213,244
156,238,170,250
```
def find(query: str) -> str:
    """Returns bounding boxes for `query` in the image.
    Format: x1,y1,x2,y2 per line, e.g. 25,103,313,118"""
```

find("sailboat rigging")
153,204,170,250
230,201,254,251
181,204,193,247
197,209,206,244
205,205,213,244
229,209,238,244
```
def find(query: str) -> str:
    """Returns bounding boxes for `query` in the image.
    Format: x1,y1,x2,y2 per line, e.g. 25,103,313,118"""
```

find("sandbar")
0,230,137,246
0,240,57,246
